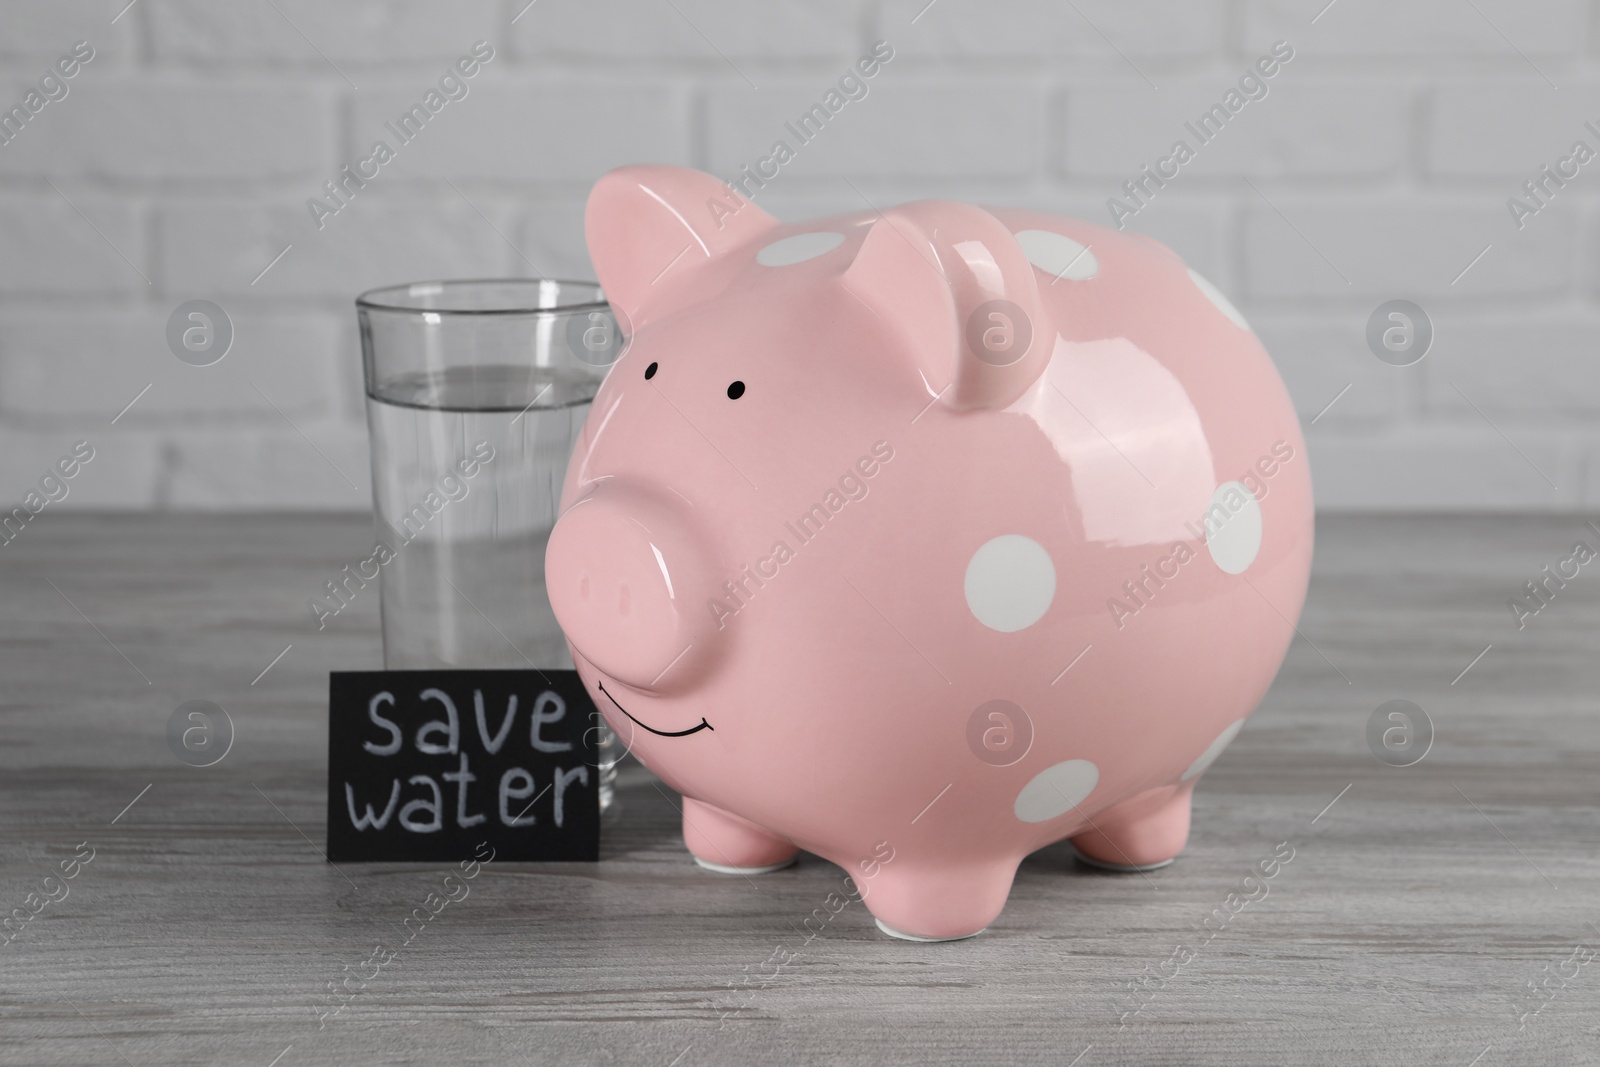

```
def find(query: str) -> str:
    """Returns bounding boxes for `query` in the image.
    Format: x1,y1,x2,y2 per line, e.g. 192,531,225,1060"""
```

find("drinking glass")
355,278,624,807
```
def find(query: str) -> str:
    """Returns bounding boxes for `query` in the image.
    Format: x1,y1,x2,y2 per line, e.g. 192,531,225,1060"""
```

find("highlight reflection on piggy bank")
546,165,1313,941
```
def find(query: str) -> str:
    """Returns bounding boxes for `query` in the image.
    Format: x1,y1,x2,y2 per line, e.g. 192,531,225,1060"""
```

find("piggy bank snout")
546,487,723,692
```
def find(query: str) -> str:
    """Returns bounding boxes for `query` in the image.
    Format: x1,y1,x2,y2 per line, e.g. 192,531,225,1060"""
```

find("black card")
327,670,600,862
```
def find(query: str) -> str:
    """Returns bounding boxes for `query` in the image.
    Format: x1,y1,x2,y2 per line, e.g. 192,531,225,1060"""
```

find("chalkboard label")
327,670,599,863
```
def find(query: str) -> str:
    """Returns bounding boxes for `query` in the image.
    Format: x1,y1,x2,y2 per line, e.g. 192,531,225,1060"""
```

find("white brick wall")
0,0,1597,510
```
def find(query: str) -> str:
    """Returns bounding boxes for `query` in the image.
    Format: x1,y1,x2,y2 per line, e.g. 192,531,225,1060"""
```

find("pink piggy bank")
546,165,1313,941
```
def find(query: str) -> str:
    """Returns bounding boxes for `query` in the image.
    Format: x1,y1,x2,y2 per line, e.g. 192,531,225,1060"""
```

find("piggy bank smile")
595,679,712,739
544,164,1313,941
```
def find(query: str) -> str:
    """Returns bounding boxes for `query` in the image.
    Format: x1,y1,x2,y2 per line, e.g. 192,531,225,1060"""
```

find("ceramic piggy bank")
546,165,1313,941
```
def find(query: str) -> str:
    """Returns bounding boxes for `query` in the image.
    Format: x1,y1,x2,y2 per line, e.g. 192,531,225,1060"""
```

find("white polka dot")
1182,719,1245,781
756,231,845,267
1014,760,1100,823
1199,481,1262,574
1188,268,1251,331
965,534,1056,632
1016,229,1099,280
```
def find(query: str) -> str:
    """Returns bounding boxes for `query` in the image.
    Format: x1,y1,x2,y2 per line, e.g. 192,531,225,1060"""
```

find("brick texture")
0,0,1596,511
705,78,1040,181
1241,0,1586,57
156,199,514,299
1062,79,1407,181
874,0,1227,59
0,80,334,184
514,0,863,61
0,2,137,63
0,310,346,422
347,77,690,183
148,0,501,66
0,195,146,295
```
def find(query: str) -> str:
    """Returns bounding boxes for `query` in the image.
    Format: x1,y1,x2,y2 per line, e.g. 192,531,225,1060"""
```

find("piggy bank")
546,165,1312,941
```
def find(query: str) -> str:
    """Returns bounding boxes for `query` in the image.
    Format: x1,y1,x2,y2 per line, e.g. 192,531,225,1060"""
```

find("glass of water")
355,278,624,806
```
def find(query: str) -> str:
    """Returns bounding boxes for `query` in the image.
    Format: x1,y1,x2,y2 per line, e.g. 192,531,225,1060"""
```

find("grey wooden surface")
1,513,1597,1066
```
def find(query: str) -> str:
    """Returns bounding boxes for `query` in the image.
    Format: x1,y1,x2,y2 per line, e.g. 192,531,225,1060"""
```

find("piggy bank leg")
859,863,1016,942
683,797,798,874
1070,783,1193,872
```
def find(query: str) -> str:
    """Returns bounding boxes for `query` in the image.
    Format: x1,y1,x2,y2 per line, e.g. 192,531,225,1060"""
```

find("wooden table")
2,514,1596,1066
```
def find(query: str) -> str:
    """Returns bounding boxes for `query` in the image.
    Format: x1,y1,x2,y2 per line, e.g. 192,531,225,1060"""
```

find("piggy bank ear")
585,165,779,327
842,201,1053,412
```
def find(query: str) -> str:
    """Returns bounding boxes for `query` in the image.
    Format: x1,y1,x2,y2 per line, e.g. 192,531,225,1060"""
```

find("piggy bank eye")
727,381,745,399
644,362,658,380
